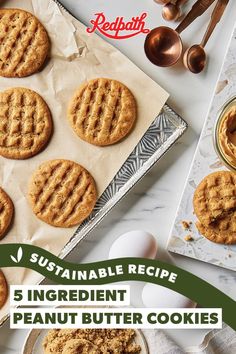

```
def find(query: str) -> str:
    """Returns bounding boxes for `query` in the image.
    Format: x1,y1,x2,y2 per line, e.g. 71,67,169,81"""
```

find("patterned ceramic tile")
168,28,236,272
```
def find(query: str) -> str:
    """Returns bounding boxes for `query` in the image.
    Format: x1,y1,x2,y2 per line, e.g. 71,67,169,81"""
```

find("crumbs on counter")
181,220,192,230
184,235,194,242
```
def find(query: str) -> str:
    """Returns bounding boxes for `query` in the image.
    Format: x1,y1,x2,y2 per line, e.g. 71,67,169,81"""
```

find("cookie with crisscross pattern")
68,78,137,146
0,270,8,309
0,8,50,77
28,159,97,227
0,187,14,239
193,171,236,226
194,171,236,244
196,221,236,245
0,87,52,159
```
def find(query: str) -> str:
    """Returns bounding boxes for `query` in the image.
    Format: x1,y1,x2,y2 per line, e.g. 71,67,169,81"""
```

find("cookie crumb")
182,221,191,230
184,234,194,242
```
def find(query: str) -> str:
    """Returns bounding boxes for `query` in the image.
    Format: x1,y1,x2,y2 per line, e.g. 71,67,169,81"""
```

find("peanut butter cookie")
196,221,236,245
68,78,137,146
0,187,14,239
0,270,8,309
0,87,52,159
0,9,50,77
28,159,97,227
193,171,236,226
194,171,236,244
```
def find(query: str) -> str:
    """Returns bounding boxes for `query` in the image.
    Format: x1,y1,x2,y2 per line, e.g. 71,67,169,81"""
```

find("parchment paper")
0,0,168,323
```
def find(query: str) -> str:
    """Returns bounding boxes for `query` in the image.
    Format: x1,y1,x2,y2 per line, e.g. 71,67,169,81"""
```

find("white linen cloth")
143,324,235,353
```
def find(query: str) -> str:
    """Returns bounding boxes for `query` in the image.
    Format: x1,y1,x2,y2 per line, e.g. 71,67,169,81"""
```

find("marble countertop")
1,0,236,353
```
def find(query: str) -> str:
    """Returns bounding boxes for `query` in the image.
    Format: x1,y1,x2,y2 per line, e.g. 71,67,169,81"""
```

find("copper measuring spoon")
183,0,229,73
162,0,186,22
144,0,216,67
154,0,170,4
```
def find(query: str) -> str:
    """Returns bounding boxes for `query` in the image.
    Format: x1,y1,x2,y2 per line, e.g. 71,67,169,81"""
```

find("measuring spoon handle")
201,0,229,47
175,0,216,34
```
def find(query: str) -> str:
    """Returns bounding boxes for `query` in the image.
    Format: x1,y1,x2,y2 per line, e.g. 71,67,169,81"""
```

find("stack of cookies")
193,171,236,245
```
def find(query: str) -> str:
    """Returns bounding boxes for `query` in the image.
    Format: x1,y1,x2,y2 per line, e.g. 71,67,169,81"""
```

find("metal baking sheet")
0,106,187,329
168,27,236,272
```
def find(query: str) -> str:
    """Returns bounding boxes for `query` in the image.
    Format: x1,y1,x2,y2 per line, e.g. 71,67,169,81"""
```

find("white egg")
142,283,196,308
109,230,157,259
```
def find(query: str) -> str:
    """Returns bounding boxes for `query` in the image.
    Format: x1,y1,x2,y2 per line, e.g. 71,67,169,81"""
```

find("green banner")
0,243,235,330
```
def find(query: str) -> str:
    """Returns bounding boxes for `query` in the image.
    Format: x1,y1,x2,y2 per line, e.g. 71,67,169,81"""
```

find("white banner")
10,285,130,306
10,308,222,329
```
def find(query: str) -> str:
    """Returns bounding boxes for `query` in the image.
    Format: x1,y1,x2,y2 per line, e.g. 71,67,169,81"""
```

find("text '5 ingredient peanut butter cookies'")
0,187,14,240
0,270,8,309
0,9,50,78
68,78,137,146
28,159,97,228
193,171,236,244
0,87,52,159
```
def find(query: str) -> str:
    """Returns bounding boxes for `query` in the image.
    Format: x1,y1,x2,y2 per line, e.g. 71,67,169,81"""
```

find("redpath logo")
86,12,150,40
